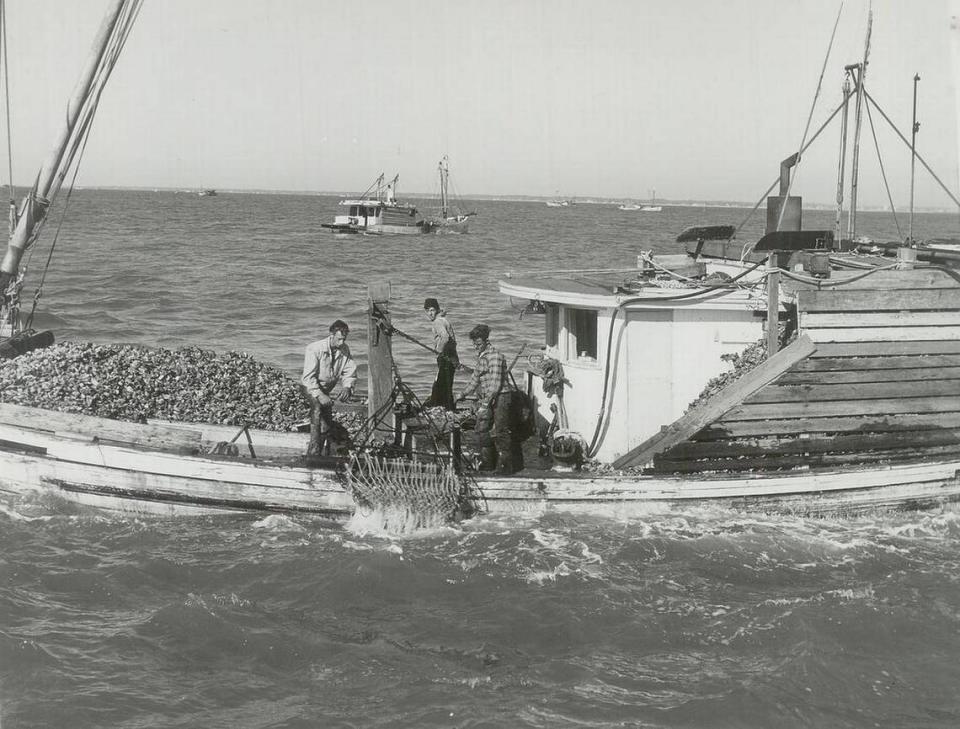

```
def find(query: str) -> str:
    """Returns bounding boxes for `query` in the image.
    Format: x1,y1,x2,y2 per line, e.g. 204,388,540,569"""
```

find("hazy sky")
7,0,960,208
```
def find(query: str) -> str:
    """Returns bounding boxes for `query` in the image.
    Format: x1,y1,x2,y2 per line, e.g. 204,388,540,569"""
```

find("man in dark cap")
423,297,459,410
456,323,524,473
301,319,357,457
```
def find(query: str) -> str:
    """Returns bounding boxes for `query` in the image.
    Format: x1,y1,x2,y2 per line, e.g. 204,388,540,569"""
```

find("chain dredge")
345,450,476,528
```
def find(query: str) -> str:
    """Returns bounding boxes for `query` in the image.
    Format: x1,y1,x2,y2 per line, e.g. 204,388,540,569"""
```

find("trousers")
474,391,525,474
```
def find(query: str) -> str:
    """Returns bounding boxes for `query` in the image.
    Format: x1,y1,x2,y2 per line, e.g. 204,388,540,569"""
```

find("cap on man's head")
423,297,440,311
329,319,350,334
468,324,491,341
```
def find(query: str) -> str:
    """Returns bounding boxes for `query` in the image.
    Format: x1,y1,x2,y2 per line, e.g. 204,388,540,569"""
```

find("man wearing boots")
455,324,524,474
301,319,357,458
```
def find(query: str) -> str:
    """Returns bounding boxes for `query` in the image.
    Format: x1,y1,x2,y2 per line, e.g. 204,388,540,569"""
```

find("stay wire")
863,99,903,240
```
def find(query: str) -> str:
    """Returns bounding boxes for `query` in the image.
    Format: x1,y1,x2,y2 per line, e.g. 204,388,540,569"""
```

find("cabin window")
565,307,597,360
349,205,360,216
545,304,559,348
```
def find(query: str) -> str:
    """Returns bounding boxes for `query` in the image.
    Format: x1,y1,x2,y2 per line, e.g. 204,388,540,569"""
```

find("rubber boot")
479,446,498,472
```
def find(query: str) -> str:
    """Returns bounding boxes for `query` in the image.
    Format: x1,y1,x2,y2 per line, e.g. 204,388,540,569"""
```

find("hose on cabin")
583,258,766,459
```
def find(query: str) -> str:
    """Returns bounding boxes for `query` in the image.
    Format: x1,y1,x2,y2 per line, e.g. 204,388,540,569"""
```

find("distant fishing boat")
198,189,217,197
640,189,662,212
618,202,642,211
321,173,435,235
428,156,476,234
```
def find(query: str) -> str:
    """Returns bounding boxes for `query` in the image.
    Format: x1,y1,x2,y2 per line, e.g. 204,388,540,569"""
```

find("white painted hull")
2,422,958,518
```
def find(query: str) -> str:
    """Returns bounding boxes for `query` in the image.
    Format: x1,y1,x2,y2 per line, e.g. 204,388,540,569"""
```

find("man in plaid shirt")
456,324,524,473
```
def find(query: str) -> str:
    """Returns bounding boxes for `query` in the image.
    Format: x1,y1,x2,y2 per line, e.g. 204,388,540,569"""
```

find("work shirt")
431,313,458,364
459,342,506,407
431,314,456,350
301,336,358,399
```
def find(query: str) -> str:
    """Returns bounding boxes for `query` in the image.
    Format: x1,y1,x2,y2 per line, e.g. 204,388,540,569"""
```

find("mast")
439,157,449,218
909,73,920,243
0,0,128,288
0,0,135,332
847,10,873,242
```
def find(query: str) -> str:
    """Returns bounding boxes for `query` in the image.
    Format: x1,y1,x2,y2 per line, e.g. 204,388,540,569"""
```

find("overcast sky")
6,0,960,208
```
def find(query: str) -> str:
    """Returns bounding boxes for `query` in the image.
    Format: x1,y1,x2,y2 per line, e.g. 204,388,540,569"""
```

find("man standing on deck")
423,297,459,410
301,319,357,458
455,324,523,474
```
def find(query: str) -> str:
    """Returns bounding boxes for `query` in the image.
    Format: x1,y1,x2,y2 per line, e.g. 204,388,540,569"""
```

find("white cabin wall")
525,300,764,465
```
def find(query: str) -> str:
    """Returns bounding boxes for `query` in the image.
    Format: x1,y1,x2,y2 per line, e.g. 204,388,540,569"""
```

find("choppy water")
3,190,960,727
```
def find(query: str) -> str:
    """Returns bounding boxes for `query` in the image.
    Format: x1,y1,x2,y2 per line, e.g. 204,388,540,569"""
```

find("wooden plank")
724,395,960,421
801,311,960,329
612,334,817,469
778,366,960,385
794,354,960,371
783,269,960,295
745,379,960,404
653,443,960,474
696,412,960,439
661,428,960,460
809,340,960,357
806,326,960,343
0,402,201,452
798,288,960,312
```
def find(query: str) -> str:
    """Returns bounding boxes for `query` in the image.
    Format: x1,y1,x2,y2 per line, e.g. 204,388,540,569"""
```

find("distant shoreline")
65,186,956,214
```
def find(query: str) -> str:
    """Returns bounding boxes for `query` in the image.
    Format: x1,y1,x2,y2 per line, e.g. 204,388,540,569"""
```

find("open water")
2,190,960,728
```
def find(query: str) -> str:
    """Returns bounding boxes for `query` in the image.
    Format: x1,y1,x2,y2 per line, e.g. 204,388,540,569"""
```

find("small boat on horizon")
198,189,217,197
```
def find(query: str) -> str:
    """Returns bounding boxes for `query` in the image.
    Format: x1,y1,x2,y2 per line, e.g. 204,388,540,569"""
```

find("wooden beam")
653,443,960,474
805,325,960,343
0,402,201,452
794,354,960,371
809,340,960,357
798,288,960,312
367,282,394,428
779,365,960,385
745,378,960,404
696,411,960,440
725,395,960,421
611,334,817,469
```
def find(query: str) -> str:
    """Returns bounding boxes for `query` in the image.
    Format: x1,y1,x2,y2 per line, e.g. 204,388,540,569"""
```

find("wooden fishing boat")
321,173,436,235
2,2,960,521
428,157,476,233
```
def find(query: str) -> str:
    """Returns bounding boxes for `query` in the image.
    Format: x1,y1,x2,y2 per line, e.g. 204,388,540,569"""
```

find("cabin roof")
502,274,630,297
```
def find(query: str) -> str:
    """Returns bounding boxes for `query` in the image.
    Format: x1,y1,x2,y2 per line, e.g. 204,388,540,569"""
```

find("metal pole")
835,76,851,245
909,73,920,244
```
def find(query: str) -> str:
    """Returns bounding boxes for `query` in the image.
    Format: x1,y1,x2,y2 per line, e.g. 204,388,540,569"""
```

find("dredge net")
345,451,475,531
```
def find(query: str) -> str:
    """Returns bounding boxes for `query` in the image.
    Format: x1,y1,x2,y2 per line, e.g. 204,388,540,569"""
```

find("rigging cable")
863,90,960,210
775,3,845,233
863,99,903,240
734,91,853,257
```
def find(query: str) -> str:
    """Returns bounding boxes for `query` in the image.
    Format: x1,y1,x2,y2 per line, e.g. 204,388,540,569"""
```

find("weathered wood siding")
652,268,960,473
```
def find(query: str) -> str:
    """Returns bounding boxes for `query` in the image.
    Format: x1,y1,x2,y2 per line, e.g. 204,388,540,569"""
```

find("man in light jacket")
301,319,357,457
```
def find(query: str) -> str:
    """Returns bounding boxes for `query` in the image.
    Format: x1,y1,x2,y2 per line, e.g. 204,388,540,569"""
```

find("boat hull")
3,423,959,519
321,222,435,235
